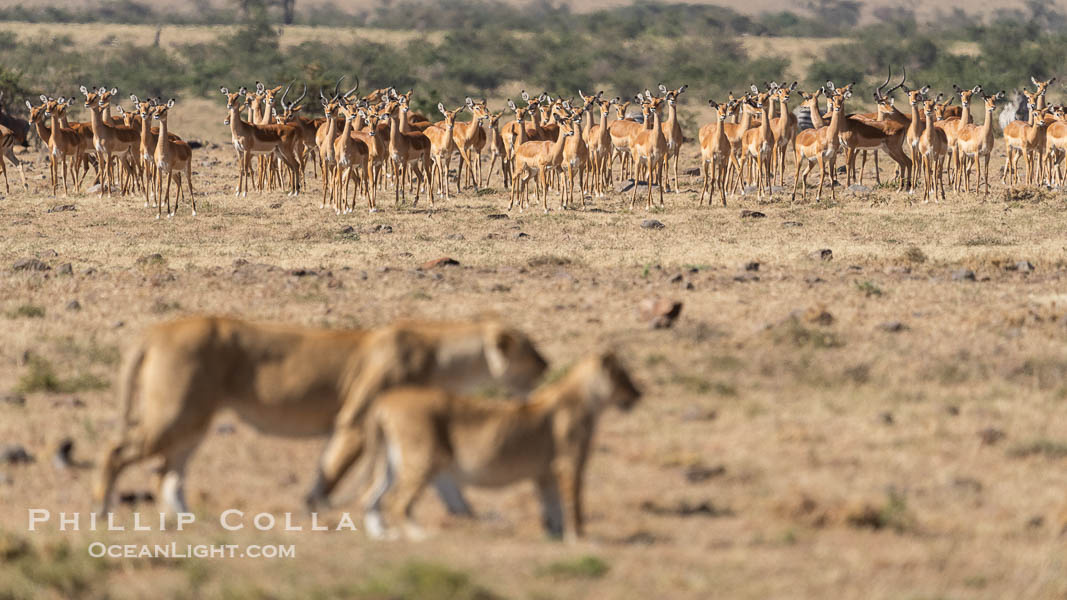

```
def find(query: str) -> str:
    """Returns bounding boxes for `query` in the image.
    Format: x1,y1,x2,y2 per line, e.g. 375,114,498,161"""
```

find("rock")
370,224,393,233
51,397,85,409
680,406,718,421
804,306,834,326
216,423,236,435
289,268,317,277
339,225,355,234
640,499,733,518
848,184,871,193
46,204,76,213
878,321,907,332
1027,515,1045,529
685,281,695,290
733,272,759,282
638,297,683,329
782,221,803,227
952,269,976,281
118,491,155,506
809,249,833,261
514,232,530,239
1,394,25,407
421,257,460,269
12,258,49,272
685,464,726,483
880,411,895,425
946,405,960,416
640,219,665,230
37,249,58,258
64,299,80,312
669,273,684,284
2,445,34,465
135,253,164,266
56,263,72,276
52,438,74,470
269,202,283,209
486,213,509,220
446,233,465,240
978,427,1005,446
1006,260,1034,273
744,261,760,272
740,210,766,218
683,167,701,176
112,320,125,329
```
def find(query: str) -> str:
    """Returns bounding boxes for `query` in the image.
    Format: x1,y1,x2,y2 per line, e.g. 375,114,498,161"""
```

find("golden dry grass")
2,100,1067,599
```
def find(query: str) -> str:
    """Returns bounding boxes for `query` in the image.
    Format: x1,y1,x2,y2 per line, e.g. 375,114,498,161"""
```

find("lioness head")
584,352,641,412
483,324,549,393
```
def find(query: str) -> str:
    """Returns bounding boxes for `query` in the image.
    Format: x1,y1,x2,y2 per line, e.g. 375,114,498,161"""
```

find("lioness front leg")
553,459,584,543
535,472,564,539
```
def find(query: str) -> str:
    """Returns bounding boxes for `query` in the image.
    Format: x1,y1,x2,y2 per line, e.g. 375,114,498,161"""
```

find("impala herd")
2,70,1063,216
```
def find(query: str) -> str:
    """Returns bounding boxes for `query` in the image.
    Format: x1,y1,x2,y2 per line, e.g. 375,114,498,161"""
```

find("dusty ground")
2,109,1067,600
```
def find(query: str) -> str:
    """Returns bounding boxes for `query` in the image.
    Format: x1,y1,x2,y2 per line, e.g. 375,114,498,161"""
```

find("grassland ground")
1,137,1067,599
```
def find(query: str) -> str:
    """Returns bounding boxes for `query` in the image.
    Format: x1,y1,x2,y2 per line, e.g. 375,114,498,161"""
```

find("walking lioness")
93,316,548,516
357,351,641,542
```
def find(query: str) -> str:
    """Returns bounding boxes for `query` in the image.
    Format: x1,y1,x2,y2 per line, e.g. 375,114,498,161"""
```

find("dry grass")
2,109,1067,599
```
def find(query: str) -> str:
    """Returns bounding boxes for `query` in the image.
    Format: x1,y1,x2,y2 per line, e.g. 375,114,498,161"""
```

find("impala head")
220,86,247,124
825,81,854,98
906,86,928,107
775,82,798,103
25,99,46,124
80,85,102,109
708,99,730,121
150,99,176,122
486,110,503,129
953,84,981,107
438,103,463,129
1022,89,1039,111
982,91,1005,111
1032,76,1056,96
613,100,630,119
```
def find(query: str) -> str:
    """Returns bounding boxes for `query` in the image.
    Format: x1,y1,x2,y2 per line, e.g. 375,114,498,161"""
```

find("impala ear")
659,84,668,94
79,85,88,94
920,85,929,95
826,81,835,90
597,90,604,98
465,96,474,107
973,85,982,93
437,102,446,114
508,99,517,110
39,94,48,102
220,87,229,94
238,87,247,95
167,98,175,108
521,90,530,101
1032,76,1039,85
110,87,117,95
790,81,798,90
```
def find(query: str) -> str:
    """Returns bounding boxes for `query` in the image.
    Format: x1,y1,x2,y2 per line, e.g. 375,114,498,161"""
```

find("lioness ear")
484,327,514,378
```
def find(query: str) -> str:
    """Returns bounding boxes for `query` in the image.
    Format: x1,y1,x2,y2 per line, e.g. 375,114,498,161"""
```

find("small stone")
2,445,34,464
1,394,25,407
638,297,683,329
641,219,665,230
1011,260,1034,273
66,300,81,311
491,283,511,292
669,273,684,284
733,272,759,282
57,263,72,276
952,269,976,281
683,167,701,176
685,282,695,290
216,423,236,435
371,224,393,233
809,249,833,261
12,258,49,272
46,204,76,213
681,406,718,421
978,427,1005,446
83,267,97,276
782,221,803,227
744,261,760,272
804,306,834,326
289,268,316,277
880,411,895,425
52,438,74,470
112,321,125,329
740,210,766,218
339,225,355,234
685,464,726,483
486,213,509,220
446,233,465,240
37,249,58,258
514,232,530,239
359,271,368,280
135,253,164,266
421,257,460,269
1027,515,1045,529
945,405,960,416
878,321,907,332
848,184,871,193
269,202,283,209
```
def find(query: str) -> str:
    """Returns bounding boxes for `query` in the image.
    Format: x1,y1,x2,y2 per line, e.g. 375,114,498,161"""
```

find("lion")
93,316,548,516
356,351,641,542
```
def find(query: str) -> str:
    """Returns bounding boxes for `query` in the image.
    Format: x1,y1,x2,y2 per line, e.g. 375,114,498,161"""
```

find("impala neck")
155,116,170,158
807,103,824,129
738,106,754,131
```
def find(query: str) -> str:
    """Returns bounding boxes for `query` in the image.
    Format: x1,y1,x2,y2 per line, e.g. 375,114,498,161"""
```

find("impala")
332,103,371,214
150,100,195,218
424,103,462,203
657,83,688,192
698,99,731,206
628,94,668,210
917,98,949,203
954,92,1003,193
739,90,774,198
221,86,302,197
381,110,432,208
1003,91,1047,186
82,86,139,197
509,118,573,213
791,91,848,203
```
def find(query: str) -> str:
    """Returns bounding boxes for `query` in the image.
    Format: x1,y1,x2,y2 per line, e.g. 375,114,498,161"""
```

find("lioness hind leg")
93,438,146,516
432,474,474,518
535,473,564,539
307,426,366,511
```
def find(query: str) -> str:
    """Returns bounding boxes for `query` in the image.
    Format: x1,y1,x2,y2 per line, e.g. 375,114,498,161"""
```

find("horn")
279,80,293,108
293,83,307,107
878,66,892,94
343,74,360,99
332,76,345,101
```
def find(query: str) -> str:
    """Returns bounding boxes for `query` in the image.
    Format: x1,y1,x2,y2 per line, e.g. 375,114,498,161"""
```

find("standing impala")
424,103,462,203
791,91,847,203
954,92,1003,193
628,94,668,210
739,90,774,198
151,100,194,218
509,118,574,213
332,104,370,214
382,110,432,208
657,83,687,192
698,99,732,206
917,98,950,203
221,86,302,197
82,86,139,197
769,82,798,186
585,98,615,199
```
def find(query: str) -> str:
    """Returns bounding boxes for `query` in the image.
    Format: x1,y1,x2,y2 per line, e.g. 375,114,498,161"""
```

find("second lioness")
358,351,641,542
94,316,548,516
